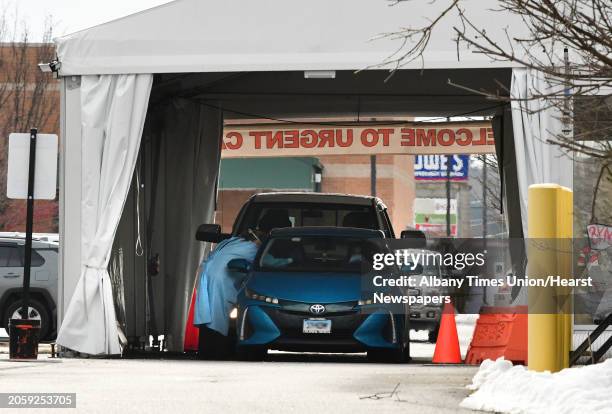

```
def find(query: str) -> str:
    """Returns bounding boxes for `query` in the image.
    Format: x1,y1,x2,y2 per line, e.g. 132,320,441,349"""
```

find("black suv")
196,192,396,243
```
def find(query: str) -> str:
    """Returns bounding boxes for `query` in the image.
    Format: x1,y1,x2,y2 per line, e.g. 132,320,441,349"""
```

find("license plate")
303,319,332,334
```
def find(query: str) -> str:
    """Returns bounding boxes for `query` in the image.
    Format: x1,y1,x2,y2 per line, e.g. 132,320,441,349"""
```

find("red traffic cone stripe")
184,288,199,352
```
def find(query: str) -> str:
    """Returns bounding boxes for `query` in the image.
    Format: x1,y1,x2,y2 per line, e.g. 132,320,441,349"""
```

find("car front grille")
278,299,358,315
262,306,366,340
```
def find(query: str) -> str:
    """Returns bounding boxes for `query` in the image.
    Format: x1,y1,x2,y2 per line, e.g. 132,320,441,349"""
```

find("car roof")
0,237,57,248
250,192,382,207
269,226,385,239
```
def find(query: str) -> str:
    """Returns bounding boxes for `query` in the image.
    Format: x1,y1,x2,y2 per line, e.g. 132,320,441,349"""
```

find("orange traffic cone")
432,301,462,364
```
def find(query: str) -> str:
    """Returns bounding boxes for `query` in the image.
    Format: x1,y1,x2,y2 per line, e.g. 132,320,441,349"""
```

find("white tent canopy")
55,0,571,355
54,0,529,76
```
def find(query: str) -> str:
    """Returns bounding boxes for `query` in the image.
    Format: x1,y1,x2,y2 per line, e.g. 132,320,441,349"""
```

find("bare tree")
0,9,58,230
473,154,503,212
382,0,612,224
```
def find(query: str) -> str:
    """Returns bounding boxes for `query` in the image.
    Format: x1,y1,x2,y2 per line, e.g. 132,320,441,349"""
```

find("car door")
0,243,24,291
375,201,395,238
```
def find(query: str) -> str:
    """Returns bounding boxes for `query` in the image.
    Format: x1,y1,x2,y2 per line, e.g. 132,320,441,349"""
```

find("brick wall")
216,189,258,233
216,155,416,236
0,43,60,232
318,154,415,234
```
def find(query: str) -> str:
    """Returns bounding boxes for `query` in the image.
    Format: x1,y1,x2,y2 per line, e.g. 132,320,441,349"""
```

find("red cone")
432,301,462,364
183,288,199,352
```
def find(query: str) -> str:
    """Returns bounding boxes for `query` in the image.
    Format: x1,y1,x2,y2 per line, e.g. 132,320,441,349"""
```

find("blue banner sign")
414,155,470,181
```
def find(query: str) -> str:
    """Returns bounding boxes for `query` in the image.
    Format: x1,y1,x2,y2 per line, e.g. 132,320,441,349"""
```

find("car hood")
245,271,362,303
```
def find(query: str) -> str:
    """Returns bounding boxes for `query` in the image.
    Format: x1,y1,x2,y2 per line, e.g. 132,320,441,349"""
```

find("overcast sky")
3,0,171,41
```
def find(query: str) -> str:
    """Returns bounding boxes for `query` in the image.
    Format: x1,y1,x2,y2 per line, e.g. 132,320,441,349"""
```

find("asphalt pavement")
0,319,481,413
0,347,478,414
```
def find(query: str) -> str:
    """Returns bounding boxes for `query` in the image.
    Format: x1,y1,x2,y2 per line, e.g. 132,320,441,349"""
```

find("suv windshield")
257,236,384,273
237,202,379,235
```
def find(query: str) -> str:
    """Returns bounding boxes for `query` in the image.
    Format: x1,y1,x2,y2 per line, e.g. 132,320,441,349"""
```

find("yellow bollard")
527,184,573,372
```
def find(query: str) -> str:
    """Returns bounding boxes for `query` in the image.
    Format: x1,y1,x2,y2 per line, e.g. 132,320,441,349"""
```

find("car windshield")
257,236,384,273
237,202,379,235
400,250,442,277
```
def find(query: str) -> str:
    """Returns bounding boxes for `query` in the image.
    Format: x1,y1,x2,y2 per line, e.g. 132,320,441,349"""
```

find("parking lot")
0,352,477,414
0,318,479,413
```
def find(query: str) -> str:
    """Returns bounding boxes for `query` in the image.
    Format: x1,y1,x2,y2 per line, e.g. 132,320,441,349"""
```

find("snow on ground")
410,313,479,360
461,357,612,414
0,328,6,337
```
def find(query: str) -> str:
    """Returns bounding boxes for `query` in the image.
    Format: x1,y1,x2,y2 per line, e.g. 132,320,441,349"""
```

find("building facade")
216,154,416,234
0,43,60,232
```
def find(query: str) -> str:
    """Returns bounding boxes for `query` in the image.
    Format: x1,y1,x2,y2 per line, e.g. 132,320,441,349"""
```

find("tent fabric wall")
510,68,574,237
146,99,222,352
57,74,153,355
493,107,527,273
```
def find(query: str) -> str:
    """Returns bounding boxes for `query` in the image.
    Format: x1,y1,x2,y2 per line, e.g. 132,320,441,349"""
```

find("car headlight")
358,298,374,306
244,287,279,304
230,307,238,319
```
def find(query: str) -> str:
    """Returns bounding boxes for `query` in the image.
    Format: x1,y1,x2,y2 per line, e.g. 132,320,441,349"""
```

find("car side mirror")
400,230,426,247
195,223,231,243
227,258,250,273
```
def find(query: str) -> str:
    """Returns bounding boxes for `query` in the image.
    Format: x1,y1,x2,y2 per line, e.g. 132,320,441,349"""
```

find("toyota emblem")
310,304,326,314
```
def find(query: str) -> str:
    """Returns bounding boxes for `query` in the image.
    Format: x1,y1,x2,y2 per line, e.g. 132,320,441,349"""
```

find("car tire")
236,346,267,361
4,299,51,341
428,325,440,343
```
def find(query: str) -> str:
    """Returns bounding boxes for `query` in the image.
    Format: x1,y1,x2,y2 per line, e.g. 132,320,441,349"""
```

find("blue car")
229,227,411,362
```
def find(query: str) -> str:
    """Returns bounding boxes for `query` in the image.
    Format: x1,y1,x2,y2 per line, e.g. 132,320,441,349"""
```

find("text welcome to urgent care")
221,122,495,157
